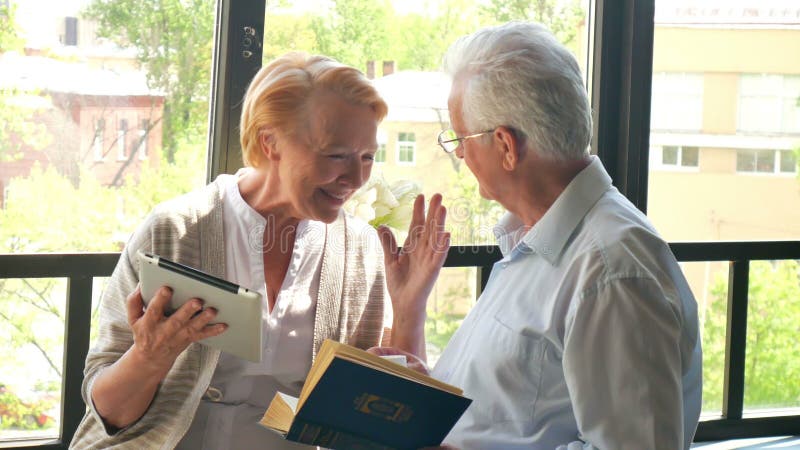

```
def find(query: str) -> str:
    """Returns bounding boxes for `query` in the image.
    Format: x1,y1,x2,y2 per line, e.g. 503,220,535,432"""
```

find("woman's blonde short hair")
240,52,388,168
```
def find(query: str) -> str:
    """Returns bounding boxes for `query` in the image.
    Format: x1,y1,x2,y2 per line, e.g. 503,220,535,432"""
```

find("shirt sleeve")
561,276,685,450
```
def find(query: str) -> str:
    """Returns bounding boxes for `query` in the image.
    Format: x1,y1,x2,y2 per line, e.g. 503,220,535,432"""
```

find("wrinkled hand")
378,193,450,321
127,285,227,375
367,346,431,375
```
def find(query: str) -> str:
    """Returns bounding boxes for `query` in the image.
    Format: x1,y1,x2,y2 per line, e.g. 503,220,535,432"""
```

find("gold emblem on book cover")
353,393,413,423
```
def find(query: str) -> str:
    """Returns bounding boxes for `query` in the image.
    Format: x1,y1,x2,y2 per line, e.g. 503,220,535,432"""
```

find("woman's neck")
237,168,300,231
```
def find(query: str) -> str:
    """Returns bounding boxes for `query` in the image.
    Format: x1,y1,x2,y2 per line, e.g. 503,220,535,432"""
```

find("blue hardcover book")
259,339,472,450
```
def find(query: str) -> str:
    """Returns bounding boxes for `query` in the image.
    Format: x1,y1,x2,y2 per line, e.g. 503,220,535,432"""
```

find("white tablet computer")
137,251,263,362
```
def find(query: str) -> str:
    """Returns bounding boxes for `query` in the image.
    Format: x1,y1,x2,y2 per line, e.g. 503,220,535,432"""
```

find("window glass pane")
651,73,704,131
649,3,800,244
259,0,591,373
755,149,775,173
426,267,479,366
743,260,800,411
650,1,800,423
662,145,679,165
780,150,797,173
0,0,215,442
0,278,67,441
375,129,387,163
681,146,699,167
262,0,590,246
375,144,386,163
736,149,756,172
687,261,729,417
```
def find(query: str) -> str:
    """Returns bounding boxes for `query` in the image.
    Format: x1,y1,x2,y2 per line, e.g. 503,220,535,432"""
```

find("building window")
375,129,387,163
738,74,800,134
117,119,128,161
397,132,415,164
138,119,148,160
650,72,704,131
736,149,797,174
779,150,798,173
93,118,105,161
662,145,699,168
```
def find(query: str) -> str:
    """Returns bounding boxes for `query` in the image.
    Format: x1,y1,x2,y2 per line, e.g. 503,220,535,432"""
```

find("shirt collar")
493,156,613,264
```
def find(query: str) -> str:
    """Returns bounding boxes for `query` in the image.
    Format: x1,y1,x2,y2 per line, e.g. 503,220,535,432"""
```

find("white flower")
345,175,420,231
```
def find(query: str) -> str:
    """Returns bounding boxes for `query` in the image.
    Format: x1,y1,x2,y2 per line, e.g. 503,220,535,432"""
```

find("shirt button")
204,386,223,402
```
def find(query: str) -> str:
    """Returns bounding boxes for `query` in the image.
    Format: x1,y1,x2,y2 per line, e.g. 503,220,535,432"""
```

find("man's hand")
367,346,431,375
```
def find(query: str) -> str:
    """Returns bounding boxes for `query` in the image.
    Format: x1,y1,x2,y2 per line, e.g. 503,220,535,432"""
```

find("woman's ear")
495,126,519,171
259,130,280,161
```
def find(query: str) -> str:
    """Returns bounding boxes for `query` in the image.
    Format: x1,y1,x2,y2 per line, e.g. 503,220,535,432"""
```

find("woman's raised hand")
378,193,450,357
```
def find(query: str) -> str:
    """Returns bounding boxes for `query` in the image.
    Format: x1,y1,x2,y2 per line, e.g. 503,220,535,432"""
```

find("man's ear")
259,130,280,161
495,126,519,171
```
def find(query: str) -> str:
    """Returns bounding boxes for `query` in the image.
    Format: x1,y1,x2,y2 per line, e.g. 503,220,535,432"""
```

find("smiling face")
275,89,379,223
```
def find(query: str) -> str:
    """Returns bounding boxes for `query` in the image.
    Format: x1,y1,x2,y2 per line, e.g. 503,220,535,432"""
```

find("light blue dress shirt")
432,156,702,450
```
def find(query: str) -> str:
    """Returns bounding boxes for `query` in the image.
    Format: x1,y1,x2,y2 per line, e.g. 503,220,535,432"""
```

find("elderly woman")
70,52,449,449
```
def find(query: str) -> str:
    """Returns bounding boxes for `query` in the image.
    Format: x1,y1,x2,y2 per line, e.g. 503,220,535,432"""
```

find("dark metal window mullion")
207,0,266,180
61,275,94,446
591,0,655,213
722,260,749,420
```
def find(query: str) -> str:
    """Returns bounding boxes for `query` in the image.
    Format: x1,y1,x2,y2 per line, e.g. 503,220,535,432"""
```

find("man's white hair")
443,21,592,161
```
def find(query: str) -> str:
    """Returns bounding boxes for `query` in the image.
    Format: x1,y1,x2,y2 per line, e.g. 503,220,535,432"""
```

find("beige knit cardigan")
70,177,389,449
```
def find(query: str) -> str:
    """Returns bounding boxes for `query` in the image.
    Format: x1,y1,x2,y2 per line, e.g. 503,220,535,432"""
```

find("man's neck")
503,155,592,228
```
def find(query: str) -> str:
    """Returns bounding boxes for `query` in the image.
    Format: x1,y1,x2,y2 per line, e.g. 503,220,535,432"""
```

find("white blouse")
177,171,324,450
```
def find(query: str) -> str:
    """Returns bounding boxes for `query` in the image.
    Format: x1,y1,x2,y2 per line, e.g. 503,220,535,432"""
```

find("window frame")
375,129,387,163
736,148,798,175
116,118,128,161
396,131,416,165
137,119,148,161
92,117,105,162
738,73,800,135
653,144,700,171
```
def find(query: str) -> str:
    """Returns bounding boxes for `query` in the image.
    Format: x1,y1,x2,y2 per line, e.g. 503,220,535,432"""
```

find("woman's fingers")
162,298,203,335
143,286,172,325
186,307,227,340
378,225,399,264
403,194,426,250
126,285,145,326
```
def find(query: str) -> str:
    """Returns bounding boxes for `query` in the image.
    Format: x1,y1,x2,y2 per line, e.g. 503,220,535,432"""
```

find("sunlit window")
0,0,213,441
397,131,416,165
736,149,797,175
375,129,387,163
651,72,704,131
649,0,800,417
653,145,699,170
92,118,105,161
739,74,800,134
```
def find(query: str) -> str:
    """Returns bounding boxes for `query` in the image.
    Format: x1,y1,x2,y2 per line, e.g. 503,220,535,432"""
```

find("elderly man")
377,22,702,450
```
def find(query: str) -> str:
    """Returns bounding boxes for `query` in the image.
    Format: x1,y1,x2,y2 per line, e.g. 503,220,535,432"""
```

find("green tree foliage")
0,140,206,408
0,385,56,430
0,4,51,162
310,0,392,70
479,0,584,48
0,2,22,52
263,13,319,63
701,260,800,411
83,0,215,162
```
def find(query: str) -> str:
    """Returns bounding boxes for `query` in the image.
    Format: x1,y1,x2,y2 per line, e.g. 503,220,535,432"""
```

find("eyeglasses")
437,128,494,153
